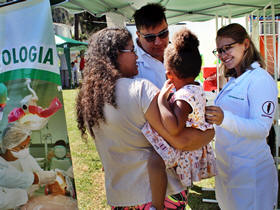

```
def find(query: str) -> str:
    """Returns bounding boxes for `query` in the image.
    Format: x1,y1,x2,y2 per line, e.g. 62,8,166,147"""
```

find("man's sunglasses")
139,29,169,43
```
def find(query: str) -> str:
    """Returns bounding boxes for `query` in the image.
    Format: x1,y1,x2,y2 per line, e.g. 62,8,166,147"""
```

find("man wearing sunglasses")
133,3,169,88
133,5,192,210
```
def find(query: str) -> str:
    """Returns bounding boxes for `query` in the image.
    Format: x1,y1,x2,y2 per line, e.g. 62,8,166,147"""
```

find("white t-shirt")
134,41,166,89
92,78,185,206
72,64,77,72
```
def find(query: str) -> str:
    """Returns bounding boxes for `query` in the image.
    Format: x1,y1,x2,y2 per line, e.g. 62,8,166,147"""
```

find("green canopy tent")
55,34,88,88
55,34,88,51
51,0,280,24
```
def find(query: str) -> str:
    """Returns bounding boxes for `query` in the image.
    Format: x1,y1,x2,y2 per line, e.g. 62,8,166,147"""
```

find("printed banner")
0,0,78,209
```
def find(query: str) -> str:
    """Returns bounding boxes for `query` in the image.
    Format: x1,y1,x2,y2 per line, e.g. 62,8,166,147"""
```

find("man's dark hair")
133,3,167,31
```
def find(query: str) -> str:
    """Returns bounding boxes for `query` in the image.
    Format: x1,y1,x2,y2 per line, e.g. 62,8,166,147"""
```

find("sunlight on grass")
63,89,109,209
63,89,219,210
187,178,220,210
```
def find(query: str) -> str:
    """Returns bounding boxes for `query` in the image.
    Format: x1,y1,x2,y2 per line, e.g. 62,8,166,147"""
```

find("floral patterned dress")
142,84,216,187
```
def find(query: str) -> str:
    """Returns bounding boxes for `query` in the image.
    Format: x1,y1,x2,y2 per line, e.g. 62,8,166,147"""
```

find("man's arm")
145,94,214,151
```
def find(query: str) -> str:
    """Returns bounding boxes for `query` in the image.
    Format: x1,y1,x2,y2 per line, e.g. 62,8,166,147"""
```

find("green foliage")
79,12,107,37
63,89,109,209
187,179,220,210
52,8,106,41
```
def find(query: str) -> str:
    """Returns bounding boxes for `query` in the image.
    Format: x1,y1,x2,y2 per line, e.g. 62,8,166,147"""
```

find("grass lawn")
63,89,220,210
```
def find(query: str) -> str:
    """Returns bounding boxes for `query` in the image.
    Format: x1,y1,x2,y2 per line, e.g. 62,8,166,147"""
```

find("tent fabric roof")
51,0,280,24
55,34,88,48
55,34,88,52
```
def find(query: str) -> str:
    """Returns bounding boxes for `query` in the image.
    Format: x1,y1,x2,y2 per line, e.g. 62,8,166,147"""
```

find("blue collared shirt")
134,40,166,89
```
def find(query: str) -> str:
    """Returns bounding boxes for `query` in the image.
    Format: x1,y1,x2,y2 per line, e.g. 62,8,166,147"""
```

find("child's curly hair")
76,28,132,138
164,27,202,79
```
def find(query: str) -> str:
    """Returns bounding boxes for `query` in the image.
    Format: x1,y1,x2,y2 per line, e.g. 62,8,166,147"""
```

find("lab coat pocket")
227,155,256,188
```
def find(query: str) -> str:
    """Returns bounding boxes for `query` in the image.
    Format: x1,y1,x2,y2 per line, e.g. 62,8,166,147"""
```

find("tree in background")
78,12,107,40
52,8,106,41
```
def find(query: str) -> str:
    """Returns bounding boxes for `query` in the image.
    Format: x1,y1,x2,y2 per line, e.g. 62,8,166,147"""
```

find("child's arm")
172,100,192,135
158,80,192,136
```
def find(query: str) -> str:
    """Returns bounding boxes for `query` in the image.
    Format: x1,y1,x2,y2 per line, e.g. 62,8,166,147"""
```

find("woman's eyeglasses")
119,48,136,53
212,41,238,56
138,29,169,43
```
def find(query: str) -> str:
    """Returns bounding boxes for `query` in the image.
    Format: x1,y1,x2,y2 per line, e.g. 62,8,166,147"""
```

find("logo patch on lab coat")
261,101,275,118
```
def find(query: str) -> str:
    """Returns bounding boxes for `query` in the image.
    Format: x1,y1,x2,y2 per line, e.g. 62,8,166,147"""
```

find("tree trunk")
74,14,79,40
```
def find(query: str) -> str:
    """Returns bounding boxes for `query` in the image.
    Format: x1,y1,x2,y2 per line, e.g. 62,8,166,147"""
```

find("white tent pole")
263,8,268,68
215,14,220,94
250,9,260,50
228,5,231,24
215,14,218,32
271,2,278,80
246,15,249,32
256,10,260,51
270,0,280,165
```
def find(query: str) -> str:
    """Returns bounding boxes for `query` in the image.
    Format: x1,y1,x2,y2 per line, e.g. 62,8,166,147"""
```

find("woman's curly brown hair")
76,28,132,138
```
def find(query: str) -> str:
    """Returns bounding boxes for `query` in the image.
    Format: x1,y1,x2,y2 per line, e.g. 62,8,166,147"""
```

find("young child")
142,28,216,210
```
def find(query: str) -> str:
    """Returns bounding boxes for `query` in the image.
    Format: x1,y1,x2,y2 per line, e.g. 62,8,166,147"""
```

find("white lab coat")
9,154,43,173
214,62,278,210
0,157,33,209
0,187,28,209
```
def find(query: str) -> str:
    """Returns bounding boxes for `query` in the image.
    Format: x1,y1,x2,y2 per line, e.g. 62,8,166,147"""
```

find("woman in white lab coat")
1,123,43,173
0,157,34,209
206,23,278,210
0,123,56,209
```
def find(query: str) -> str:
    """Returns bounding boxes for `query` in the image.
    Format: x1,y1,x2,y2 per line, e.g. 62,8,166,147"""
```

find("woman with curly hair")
76,27,214,209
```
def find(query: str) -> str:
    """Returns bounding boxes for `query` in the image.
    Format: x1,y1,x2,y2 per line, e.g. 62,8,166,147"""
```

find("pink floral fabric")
142,85,216,187
170,85,213,131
